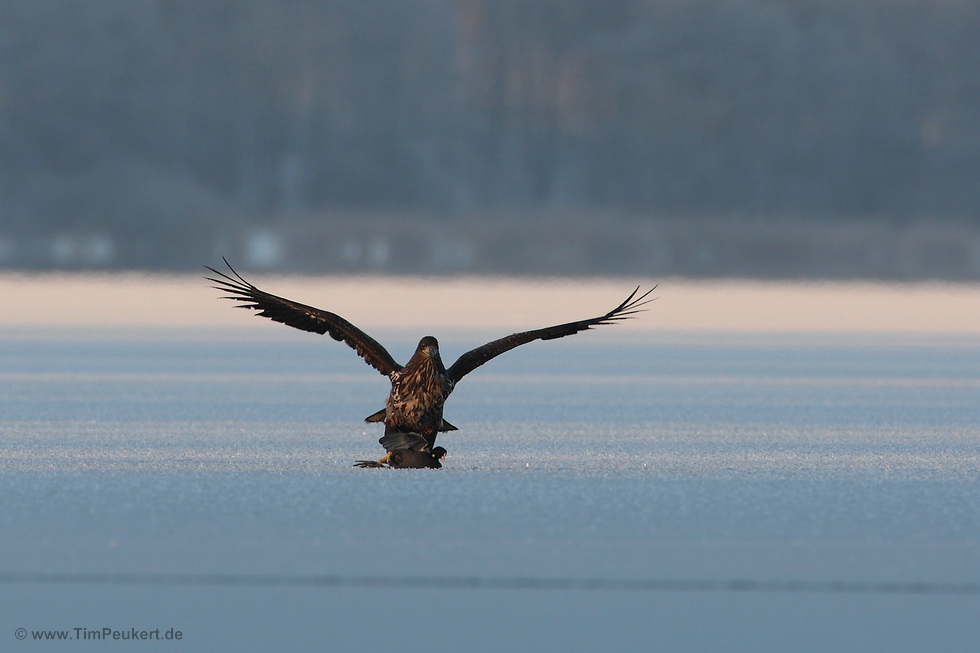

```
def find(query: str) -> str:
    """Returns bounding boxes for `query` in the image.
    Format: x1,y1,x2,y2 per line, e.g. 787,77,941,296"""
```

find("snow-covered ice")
1,329,978,652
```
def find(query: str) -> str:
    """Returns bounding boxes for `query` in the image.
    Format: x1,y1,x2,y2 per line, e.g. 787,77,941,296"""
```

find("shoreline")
1,273,978,335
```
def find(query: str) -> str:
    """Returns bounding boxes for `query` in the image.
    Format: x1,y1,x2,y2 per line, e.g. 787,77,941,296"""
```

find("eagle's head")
417,336,440,359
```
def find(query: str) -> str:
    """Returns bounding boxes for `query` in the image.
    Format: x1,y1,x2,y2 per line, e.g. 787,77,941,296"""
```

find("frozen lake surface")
1,328,978,652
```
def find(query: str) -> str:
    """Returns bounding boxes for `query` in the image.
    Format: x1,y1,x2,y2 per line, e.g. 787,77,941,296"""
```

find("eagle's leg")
353,452,393,468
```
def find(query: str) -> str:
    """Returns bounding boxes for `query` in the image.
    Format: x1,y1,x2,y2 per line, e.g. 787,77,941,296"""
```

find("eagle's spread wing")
446,286,655,383
206,259,402,377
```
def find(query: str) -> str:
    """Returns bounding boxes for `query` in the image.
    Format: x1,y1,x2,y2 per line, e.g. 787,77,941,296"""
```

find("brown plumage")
206,259,654,468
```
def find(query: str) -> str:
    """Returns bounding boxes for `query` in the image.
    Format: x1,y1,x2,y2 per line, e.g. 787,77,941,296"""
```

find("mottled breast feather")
385,356,455,437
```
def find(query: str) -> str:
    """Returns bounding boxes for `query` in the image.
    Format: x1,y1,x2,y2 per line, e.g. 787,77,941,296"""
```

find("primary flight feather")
206,259,654,468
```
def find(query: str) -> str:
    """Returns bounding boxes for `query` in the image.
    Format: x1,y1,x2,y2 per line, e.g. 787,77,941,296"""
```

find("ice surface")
1,330,978,652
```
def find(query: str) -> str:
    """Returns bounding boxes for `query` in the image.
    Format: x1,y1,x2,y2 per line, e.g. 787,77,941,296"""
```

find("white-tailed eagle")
207,259,654,468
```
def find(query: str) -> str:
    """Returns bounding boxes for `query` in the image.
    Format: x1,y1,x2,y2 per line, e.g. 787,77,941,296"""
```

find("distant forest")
1,0,978,277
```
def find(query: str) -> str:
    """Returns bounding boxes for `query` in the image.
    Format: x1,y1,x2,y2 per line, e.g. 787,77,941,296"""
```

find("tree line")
0,0,977,273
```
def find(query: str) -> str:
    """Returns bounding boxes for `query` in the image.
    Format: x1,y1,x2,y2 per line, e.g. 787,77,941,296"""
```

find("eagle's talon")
353,452,392,468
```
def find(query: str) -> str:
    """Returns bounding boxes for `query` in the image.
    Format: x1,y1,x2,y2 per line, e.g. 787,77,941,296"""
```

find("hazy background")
1,0,978,278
